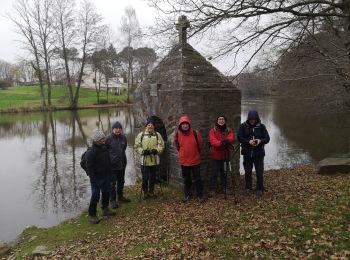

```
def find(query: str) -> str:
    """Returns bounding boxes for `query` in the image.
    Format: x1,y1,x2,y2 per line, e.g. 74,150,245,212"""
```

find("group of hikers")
84,111,270,224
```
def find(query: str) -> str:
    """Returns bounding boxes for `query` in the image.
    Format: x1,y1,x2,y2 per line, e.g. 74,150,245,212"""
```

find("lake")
0,99,349,243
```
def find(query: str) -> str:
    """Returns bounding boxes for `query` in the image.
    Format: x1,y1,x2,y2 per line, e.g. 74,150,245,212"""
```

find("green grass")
0,85,129,111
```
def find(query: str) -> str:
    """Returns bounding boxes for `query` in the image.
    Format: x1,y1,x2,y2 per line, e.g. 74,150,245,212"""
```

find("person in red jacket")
209,115,235,197
174,116,205,203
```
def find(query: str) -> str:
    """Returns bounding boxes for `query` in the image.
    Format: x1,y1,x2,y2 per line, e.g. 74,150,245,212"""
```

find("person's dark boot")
256,190,263,197
102,208,116,216
143,193,150,200
89,215,100,224
197,196,206,204
111,200,119,209
182,195,190,203
118,196,131,203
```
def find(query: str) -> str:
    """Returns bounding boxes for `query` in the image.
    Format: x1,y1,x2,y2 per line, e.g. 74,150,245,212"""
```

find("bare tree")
32,0,55,107
149,0,350,91
134,47,157,81
0,59,12,80
52,0,76,108
120,5,142,103
9,0,46,108
74,0,104,108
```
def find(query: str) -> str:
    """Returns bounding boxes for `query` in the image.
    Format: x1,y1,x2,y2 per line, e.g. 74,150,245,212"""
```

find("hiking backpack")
80,147,91,174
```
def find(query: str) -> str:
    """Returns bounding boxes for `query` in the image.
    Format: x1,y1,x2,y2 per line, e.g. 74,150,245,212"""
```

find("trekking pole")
223,149,228,200
228,145,240,203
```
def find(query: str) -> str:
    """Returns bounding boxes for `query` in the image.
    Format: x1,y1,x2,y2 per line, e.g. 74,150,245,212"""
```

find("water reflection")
0,109,136,243
274,98,350,160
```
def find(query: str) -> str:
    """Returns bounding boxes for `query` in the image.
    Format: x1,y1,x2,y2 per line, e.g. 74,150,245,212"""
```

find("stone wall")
133,43,242,191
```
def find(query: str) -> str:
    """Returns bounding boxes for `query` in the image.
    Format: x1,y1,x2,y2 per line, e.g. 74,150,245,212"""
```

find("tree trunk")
32,52,46,109
106,79,109,102
74,50,87,108
61,26,74,106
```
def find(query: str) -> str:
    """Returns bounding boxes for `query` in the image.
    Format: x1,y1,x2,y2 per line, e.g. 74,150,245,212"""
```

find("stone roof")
144,43,235,90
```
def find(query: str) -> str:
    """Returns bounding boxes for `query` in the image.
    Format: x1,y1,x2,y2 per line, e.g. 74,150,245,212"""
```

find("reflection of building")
80,64,125,95
134,16,241,188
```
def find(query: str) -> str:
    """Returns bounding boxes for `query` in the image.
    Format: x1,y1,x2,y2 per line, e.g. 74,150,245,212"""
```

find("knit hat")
91,129,106,142
145,117,155,126
112,121,122,130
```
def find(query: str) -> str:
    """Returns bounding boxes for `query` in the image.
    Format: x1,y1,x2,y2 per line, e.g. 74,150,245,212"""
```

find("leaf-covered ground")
10,166,350,259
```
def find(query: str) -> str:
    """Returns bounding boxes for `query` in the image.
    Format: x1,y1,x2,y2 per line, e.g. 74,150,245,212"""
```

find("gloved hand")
142,149,151,155
151,149,158,155
222,140,229,148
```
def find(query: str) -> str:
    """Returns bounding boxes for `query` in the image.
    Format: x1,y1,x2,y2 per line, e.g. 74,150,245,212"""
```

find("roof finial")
175,15,190,44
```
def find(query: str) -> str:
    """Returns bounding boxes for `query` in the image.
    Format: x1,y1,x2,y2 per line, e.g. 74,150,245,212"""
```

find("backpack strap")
140,131,159,147
175,129,200,152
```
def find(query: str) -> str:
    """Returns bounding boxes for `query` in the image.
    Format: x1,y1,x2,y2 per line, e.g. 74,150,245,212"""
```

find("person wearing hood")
237,111,270,196
86,129,115,224
107,121,129,209
174,116,205,203
134,117,165,199
208,115,235,197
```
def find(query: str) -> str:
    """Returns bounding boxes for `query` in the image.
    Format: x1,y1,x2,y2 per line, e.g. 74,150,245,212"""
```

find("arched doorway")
149,115,168,182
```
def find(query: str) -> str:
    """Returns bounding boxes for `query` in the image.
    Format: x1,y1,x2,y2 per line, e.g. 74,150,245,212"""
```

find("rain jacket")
174,116,203,166
86,143,112,178
107,133,127,170
134,129,165,166
209,125,235,160
237,111,270,157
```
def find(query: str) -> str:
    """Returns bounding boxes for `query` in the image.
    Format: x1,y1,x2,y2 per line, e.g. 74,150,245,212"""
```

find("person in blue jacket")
237,111,270,195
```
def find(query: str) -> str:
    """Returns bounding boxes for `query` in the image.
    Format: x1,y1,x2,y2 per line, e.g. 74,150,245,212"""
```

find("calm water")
0,99,349,243
0,109,136,243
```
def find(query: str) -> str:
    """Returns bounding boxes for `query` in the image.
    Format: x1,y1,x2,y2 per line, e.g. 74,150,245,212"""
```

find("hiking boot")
102,208,116,216
118,196,131,203
143,193,150,200
149,192,157,198
197,197,206,204
111,200,119,209
256,190,263,197
182,195,190,203
208,191,215,198
89,216,100,224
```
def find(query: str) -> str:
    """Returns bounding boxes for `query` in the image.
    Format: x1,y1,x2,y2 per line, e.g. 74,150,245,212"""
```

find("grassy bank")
6,166,350,259
0,85,129,112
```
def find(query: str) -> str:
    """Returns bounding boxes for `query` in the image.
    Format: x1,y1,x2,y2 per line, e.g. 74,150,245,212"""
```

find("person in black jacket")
237,111,270,196
107,121,130,208
86,129,115,224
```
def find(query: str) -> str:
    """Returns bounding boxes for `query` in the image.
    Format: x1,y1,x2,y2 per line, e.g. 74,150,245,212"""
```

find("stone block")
317,158,350,174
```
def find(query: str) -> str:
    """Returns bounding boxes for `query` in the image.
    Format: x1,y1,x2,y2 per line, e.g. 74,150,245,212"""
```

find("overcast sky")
0,0,244,74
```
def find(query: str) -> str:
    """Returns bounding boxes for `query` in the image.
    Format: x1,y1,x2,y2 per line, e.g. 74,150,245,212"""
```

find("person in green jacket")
134,117,165,199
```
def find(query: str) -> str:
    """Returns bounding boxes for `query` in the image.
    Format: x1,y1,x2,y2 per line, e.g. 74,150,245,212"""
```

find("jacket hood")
246,111,261,123
178,116,191,127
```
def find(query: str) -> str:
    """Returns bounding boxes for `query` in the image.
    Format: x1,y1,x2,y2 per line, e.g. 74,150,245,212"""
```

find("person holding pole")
208,115,235,198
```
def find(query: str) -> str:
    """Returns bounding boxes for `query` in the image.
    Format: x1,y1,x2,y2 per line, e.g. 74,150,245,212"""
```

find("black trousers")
210,160,227,192
181,164,203,198
243,156,264,191
141,165,157,194
111,168,126,201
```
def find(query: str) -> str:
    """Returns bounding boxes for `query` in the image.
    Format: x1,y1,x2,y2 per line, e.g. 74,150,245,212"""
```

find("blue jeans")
88,176,111,216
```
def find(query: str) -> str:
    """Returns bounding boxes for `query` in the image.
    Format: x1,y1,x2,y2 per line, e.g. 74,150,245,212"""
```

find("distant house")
80,64,125,95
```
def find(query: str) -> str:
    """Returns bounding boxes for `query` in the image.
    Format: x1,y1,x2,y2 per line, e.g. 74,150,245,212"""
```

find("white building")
80,64,125,95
